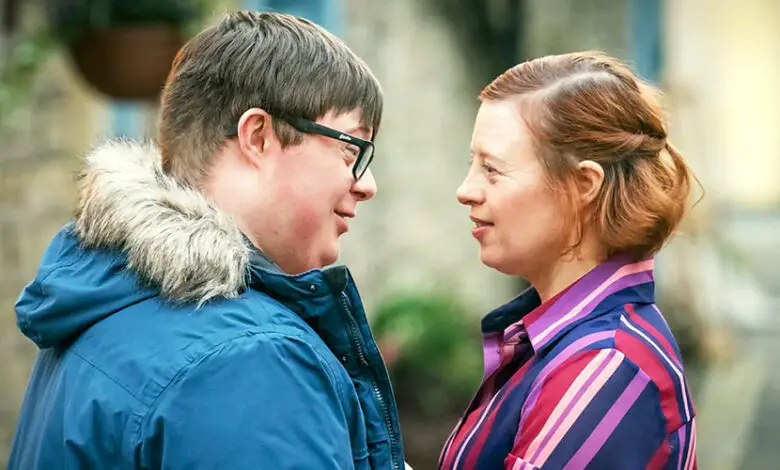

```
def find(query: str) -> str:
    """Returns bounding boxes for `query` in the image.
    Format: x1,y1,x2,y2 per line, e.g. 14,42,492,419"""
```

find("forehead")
471,100,535,160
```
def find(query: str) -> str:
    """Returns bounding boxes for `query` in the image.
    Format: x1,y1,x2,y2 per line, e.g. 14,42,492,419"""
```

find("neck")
202,149,261,248
530,234,607,302
201,149,308,275
531,255,601,302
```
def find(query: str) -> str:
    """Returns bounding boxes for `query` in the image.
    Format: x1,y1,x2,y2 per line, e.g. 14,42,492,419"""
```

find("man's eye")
345,145,359,160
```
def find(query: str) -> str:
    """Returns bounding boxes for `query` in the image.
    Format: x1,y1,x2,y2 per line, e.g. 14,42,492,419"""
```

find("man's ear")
576,160,605,206
236,108,276,169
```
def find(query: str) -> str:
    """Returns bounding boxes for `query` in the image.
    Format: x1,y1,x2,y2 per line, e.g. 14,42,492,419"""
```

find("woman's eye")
482,163,498,174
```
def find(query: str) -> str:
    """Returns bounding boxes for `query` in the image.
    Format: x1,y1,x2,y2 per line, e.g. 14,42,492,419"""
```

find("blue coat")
8,141,404,470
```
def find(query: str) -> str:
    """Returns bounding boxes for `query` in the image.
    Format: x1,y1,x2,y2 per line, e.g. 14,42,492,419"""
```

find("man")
9,11,405,469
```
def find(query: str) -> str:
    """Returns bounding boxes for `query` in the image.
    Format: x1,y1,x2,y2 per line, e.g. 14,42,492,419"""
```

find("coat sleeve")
504,348,672,469
137,332,358,470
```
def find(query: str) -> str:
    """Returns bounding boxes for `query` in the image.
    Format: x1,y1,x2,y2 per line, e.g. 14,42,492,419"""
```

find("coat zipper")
340,293,400,470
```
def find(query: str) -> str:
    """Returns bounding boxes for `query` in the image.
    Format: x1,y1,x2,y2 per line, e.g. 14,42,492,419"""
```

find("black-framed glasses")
228,115,375,181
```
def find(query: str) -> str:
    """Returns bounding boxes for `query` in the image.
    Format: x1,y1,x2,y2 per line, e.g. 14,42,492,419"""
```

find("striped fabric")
438,255,697,469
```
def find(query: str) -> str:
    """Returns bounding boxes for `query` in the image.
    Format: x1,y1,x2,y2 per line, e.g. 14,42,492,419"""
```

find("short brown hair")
158,11,383,186
480,51,697,260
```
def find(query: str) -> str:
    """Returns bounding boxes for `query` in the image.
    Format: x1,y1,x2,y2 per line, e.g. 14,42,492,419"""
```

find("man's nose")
353,168,377,201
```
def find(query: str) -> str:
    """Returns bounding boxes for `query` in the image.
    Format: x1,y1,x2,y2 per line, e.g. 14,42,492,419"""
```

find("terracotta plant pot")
68,25,184,100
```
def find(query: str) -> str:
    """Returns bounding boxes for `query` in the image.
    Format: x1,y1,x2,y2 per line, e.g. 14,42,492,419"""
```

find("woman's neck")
532,255,602,303
531,235,608,303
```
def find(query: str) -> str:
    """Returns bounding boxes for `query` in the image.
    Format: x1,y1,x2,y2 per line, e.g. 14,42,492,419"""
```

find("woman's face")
456,100,569,279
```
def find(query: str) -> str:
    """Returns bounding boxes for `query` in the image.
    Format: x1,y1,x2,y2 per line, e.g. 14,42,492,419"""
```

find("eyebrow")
345,126,371,138
471,149,503,164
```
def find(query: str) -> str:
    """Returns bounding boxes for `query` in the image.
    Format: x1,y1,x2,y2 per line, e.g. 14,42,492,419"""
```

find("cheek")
275,186,333,235
278,145,349,198
273,166,350,234
496,183,566,249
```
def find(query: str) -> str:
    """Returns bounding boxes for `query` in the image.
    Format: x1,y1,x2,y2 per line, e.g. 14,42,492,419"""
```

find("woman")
439,51,698,469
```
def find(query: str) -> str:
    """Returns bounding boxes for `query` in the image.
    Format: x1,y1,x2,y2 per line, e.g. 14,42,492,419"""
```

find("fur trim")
73,140,249,304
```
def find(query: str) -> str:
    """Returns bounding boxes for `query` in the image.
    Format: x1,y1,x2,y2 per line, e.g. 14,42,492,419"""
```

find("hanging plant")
43,0,209,100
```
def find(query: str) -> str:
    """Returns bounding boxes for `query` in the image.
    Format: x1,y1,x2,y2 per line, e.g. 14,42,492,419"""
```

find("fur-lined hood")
73,140,250,304
16,141,353,349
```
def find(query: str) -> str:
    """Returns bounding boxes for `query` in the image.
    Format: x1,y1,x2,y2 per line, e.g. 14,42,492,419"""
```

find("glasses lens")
355,145,374,180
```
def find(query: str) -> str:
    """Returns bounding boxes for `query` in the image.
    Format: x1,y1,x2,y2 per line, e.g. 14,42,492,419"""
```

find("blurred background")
1,0,779,468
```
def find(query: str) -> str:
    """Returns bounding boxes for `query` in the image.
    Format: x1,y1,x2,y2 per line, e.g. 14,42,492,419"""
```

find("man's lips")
335,211,354,234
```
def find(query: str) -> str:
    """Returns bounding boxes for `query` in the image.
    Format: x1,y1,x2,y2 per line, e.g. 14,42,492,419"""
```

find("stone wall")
524,0,628,59
341,0,515,313
0,49,109,462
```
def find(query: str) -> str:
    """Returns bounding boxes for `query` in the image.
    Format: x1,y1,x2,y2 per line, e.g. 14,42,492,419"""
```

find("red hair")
480,51,697,259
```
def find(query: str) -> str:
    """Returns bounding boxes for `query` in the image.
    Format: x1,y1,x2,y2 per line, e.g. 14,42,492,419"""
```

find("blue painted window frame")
629,0,663,84
243,0,342,35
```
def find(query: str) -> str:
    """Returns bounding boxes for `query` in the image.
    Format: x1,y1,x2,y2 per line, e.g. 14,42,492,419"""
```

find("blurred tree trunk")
3,0,20,32
424,0,524,86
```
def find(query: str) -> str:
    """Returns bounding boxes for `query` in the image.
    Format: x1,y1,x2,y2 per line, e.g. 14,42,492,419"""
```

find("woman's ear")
576,160,605,205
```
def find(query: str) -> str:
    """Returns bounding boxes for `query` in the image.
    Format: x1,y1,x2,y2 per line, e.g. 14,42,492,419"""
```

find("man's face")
250,109,377,274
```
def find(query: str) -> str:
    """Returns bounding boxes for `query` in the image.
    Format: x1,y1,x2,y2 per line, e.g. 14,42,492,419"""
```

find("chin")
479,249,502,272
480,248,525,277
320,244,341,267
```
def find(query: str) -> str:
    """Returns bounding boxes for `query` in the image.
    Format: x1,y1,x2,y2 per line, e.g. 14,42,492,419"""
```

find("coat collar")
482,254,656,354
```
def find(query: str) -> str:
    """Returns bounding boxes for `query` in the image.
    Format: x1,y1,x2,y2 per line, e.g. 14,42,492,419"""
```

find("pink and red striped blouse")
438,255,697,469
